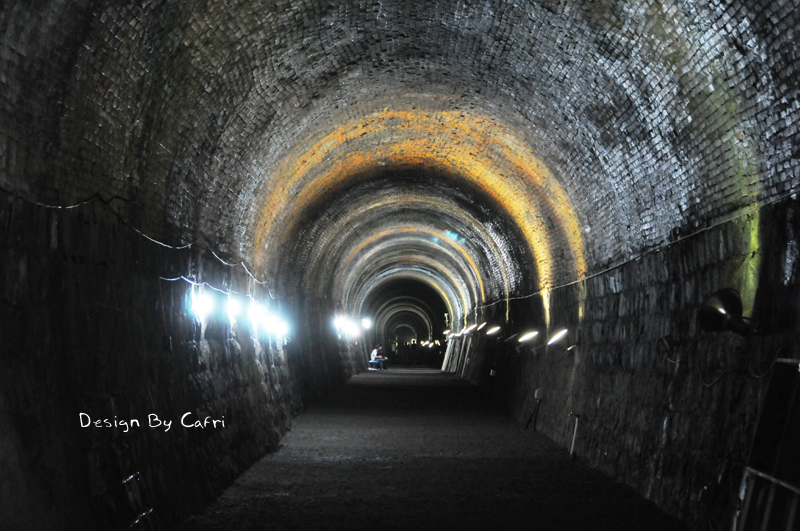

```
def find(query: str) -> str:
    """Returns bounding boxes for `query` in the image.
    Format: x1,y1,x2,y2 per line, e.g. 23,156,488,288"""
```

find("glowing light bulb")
518,331,539,343
249,301,266,332
265,314,289,337
191,292,213,321
227,298,241,318
547,329,569,345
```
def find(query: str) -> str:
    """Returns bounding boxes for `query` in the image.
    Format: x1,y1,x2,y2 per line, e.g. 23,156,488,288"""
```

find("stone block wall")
0,189,361,530
461,197,800,529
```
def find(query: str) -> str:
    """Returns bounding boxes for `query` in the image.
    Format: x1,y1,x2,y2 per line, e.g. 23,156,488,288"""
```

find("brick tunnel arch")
2,1,799,530
271,164,543,330
363,277,450,353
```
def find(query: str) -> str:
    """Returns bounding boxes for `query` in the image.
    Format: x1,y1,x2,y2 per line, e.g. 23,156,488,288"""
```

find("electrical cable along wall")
0,192,307,530
2,1,800,529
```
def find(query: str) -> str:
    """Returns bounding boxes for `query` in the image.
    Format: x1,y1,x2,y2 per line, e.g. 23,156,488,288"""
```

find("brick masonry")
461,196,800,528
0,191,362,529
3,1,800,529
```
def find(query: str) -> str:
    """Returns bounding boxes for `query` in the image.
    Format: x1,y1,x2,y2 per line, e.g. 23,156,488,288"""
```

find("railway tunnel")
1,0,799,529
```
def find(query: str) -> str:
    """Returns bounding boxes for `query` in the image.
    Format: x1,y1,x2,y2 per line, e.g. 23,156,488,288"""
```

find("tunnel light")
250,301,266,323
464,324,478,334
477,322,487,331
518,331,539,343
547,329,569,345
486,326,501,335
698,289,750,336
435,340,440,346
249,301,272,335
334,316,361,338
265,314,289,337
361,318,372,329
226,298,241,319
443,329,450,335
345,320,361,337
191,291,214,321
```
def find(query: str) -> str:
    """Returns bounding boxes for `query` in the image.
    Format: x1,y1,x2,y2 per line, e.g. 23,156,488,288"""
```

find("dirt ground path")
179,369,687,530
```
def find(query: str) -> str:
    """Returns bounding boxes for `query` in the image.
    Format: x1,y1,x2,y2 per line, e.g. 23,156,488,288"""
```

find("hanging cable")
0,183,136,210
479,186,799,309
699,368,728,388
240,261,268,285
1,183,277,288
211,250,238,267
748,348,783,379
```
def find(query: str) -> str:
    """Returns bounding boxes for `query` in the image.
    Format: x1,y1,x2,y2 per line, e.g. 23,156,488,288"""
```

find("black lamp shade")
698,288,751,336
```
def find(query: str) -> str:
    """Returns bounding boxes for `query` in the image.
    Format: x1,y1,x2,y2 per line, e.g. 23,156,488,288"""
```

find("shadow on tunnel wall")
1,191,798,531
0,189,362,531
452,197,800,530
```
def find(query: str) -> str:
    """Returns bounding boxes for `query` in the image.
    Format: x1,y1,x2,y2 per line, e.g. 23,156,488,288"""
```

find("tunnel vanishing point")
2,1,800,529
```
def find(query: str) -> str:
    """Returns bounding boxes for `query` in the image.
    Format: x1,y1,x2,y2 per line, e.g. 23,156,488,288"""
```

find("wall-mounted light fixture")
226,297,241,319
547,328,578,352
547,329,569,345
177,277,290,341
518,331,539,343
698,289,751,336
333,315,362,338
191,290,214,322
265,314,289,337
249,301,267,331
485,326,501,336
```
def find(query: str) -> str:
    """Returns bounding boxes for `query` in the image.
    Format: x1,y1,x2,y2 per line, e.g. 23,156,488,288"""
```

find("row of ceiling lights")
333,316,372,339
419,340,441,348
190,289,290,338
443,322,499,338
444,323,571,347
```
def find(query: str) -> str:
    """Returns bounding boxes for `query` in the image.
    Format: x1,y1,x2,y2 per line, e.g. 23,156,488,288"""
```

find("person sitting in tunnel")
369,346,386,370
369,346,387,370
377,346,388,370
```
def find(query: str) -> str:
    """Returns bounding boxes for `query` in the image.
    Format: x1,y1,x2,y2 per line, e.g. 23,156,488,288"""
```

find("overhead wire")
158,276,280,314
1,183,274,287
747,348,783,379
5,178,799,322
479,185,799,309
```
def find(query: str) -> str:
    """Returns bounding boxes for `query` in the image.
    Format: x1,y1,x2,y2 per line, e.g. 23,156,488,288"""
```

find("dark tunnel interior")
2,1,800,530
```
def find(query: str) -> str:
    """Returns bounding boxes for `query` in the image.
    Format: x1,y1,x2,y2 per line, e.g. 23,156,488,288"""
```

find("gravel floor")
178,369,687,530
